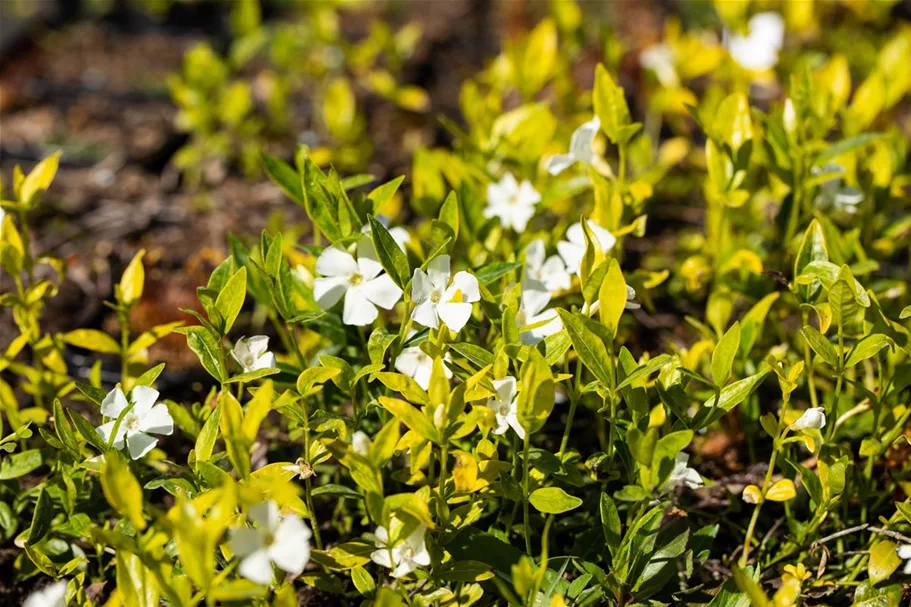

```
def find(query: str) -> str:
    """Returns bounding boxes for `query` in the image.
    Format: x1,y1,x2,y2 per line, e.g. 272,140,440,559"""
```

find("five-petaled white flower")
230,501,312,585
361,218,410,251
96,386,174,460
896,544,911,574
791,407,826,431
351,430,372,457
557,221,617,276
411,255,480,333
314,238,403,326
394,347,453,390
232,336,276,373
523,240,571,296
666,453,703,490
484,173,541,233
517,290,562,346
639,43,679,88
547,117,606,176
486,376,525,439
725,12,785,72
24,579,67,607
370,518,431,578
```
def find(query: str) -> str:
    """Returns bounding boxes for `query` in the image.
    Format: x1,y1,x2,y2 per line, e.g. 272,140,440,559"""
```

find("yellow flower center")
348,272,364,286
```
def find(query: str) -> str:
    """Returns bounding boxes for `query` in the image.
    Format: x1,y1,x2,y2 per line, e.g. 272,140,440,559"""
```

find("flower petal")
394,347,425,379
96,421,126,449
493,377,517,405
230,527,263,558
437,301,473,333
447,271,480,303
130,385,159,417
557,241,584,275
525,240,545,273
316,246,358,277
546,154,575,175
411,269,432,303
313,276,348,311
411,300,439,329
356,237,385,280
360,275,403,310
101,388,129,418
126,432,158,460
239,549,274,585
139,404,174,436
427,255,451,290
269,516,312,575
342,288,379,326
249,502,280,530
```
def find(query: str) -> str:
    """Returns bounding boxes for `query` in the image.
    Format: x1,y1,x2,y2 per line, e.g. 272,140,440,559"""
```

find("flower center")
261,530,275,547
403,546,415,560
124,414,140,432
348,272,364,286
430,289,442,303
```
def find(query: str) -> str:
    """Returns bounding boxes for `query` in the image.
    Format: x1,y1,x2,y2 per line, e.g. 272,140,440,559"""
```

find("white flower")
726,12,785,72
282,458,315,480
791,407,826,431
523,239,571,296
361,218,410,251
96,386,174,460
639,43,678,88
485,377,525,439
411,255,480,333
24,580,67,607
232,336,276,373
517,289,562,346
547,117,605,176
557,221,617,275
351,430,372,456
484,173,541,233
313,238,403,326
370,519,431,578
812,164,863,215
897,544,911,574
666,453,703,490
230,501,312,585
394,347,453,390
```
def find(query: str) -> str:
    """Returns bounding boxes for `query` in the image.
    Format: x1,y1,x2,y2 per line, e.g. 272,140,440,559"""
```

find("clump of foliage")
4,1,911,606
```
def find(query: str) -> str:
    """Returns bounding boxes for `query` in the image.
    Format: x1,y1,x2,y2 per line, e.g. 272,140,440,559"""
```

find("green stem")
740,427,788,568
558,363,583,456
522,433,532,557
826,324,845,443
299,395,322,550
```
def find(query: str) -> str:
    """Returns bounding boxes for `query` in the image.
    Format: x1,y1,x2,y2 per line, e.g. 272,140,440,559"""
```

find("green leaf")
351,566,375,597
593,63,630,144
598,259,626,338
615,354,673,390
69,411,109,452
0,449,46,479
868,539,901,584
119,250,146,307
261,152,304,203
178,326,226,383
27,487,52,545
516,347,555,435
600,493,621,557
557,309,613,388
20,151,61,205
61,329,121,355
449,342,494,368
101,452,146,529
368,176,405,212
53,399,79,454
195,401,222,463
529,487,582,514
813,133,883,167
703,371,769,411
475,262,523,286
845,334,893,367
375,372,429,406
794,219,828,301
800,326,838,367
214,267,247,335
368,215,410,289
378,397,439,444
711,322,741,386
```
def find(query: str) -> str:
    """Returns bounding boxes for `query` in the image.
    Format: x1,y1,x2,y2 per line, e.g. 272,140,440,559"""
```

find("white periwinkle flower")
96,386,174,460
230,501,312,585
557,220,617,276
547,117,604,176
351,430,372,456
523,239,571,296
639,43,679,88
411,255,480,333
896,544,911,574
394,346,453,390
666,453,703,490
518,290,562,346
484,173,541,233
726,12,785,72
24,580,67,607
361,218,410,251
370,519,431,578
812,164,864,215
232,335,276,373
486,376,525,439
791,407,826,431
314,238,403,326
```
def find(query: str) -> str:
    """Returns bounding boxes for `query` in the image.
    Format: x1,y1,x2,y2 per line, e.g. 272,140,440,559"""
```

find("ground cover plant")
3,0,911,605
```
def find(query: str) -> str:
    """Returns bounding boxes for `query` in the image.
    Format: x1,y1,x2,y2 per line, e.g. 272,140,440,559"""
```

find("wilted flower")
24,580,67,607
96,386,174,460
666,453,703,490
351,431,372,456
314,239,403,326
523,239,571,296
639,43,678,88
896,544,911,574
230,501,312,585
485,376,525,439
282,458,315,480
547,117,606,175
625,285,641,310
394,347,453,390
370,518,431,578
725,12,785,72
232,336,276,373
411,255,480,333
791,407,826,431
484,173,541,233
557,221,617,275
